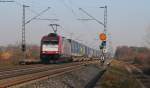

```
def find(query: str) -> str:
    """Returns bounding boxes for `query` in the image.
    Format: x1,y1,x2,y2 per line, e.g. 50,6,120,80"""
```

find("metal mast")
104,5,107,34
100,5,107,34
99,6,107,61
21,6,50,52
79,6,108,63
22,5,29,52
21,5,50,60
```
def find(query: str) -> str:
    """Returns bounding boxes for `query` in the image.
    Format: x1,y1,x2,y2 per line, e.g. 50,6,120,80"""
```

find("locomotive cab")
40,33,61,63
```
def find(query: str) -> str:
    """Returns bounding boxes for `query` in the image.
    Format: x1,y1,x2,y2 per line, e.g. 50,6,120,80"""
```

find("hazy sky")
0,0,150,49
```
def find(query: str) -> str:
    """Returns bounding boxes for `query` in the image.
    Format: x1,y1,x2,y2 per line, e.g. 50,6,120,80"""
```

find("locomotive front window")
43,40,58,45
42,40,59,51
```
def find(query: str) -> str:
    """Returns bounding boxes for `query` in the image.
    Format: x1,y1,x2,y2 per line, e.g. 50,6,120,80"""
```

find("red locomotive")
40,33,72,63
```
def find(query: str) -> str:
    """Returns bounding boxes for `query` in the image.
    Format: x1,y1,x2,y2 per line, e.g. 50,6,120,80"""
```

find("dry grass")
0,45,40,67
100,60,141,88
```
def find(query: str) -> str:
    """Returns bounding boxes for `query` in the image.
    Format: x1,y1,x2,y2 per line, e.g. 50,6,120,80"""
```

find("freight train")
40,33,101,63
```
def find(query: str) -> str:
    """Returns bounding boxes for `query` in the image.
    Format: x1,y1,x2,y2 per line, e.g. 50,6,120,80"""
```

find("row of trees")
115,46,150,65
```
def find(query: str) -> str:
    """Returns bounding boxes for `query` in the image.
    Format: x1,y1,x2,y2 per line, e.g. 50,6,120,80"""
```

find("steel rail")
0,61,97,87
0,63,84,88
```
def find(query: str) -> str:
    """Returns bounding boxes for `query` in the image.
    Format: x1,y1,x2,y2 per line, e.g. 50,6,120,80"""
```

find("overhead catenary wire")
18,0,102,50
59,0,77,17
17,0,59,23
14,0,44,15
45,0,90,44
0,0,14,2
25,7,50,24
58,0,97,45
14,0,42,21
79,8,104,26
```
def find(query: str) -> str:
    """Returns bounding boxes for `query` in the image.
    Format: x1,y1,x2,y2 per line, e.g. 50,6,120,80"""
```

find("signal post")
99,33,107,63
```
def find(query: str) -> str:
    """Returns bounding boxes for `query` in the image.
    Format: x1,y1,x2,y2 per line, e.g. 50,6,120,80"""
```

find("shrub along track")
125,62,150,88
0,60,97,88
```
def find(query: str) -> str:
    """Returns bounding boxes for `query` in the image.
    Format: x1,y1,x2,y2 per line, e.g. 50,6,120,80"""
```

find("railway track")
0,64,48,73
0,64,62,80
0,61,95,88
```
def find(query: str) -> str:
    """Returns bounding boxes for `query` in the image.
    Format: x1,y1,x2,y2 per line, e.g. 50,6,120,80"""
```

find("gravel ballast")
19,64,105,88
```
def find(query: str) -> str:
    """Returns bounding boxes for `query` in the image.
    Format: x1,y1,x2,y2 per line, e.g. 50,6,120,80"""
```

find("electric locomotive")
40,33,72,63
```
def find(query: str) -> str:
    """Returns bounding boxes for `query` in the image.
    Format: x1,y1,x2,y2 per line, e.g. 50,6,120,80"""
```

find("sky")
0,0,150,50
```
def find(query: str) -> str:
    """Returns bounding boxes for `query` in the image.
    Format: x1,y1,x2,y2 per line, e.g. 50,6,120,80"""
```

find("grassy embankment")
100,60,141,88
0,45,40,67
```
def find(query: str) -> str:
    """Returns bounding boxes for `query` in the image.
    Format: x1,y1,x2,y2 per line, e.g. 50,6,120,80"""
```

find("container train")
40,33,101,63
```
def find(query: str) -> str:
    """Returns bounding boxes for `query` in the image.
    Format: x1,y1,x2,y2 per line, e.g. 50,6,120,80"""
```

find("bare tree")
144,26,150,47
